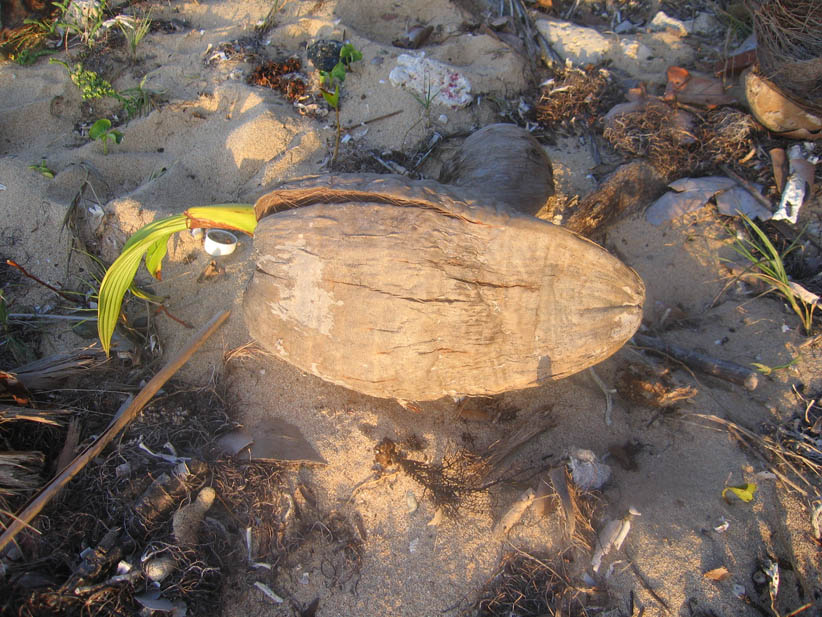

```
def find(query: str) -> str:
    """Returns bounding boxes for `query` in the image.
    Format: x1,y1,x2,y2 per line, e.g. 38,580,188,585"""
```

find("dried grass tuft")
536,66,617,134
751,0,822,115
603,103,758,180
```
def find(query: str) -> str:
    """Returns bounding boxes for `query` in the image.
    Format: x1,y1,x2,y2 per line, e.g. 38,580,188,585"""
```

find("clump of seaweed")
375,437,489,517
471,550,606,617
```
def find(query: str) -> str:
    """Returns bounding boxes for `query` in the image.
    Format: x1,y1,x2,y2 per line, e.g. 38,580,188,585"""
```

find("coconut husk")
246,173,644,401
750,0,822,116
439,124,554,216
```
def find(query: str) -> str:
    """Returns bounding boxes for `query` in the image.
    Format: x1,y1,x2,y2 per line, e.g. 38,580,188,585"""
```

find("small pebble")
406,490,418,514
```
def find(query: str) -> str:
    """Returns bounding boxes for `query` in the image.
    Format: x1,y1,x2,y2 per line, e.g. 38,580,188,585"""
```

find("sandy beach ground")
1,1,821,616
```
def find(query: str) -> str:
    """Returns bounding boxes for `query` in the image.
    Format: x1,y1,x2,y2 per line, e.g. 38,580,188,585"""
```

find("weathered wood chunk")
243,175,644,401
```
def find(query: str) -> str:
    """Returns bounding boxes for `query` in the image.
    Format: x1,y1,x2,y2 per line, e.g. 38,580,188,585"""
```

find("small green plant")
89,118,123,155
410,76,440,117
11,47,57,65
53,0,108,49
50,59,117,100
728,214,816,335
116,11,152,60
751,357,799,376
28,160,55,178
318,42,363,163
120,75,163,118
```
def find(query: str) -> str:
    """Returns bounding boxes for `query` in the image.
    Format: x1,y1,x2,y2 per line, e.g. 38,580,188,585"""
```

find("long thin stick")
632,333,758,391
0,310,230,553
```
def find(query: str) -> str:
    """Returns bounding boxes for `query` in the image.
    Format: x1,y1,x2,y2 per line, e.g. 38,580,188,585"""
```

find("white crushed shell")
569,448,611,490
389,54,472,109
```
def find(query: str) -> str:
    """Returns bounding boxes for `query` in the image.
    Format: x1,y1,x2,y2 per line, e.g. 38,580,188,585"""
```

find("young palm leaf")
97,205,257,355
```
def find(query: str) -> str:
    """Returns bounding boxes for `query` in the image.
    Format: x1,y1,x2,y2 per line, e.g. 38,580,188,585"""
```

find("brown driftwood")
0,310,229,553
632,333,758,391
439,123,554,216
562,161,668,238
245,174,644,401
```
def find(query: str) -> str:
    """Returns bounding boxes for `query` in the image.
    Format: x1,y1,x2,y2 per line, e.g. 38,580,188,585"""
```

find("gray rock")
536,18,610,65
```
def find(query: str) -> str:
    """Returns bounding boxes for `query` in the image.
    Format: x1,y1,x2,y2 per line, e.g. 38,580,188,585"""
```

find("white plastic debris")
591,506,640,573
254,581,284,604
409,538,420,553
713,517,729,533
135,590,175,612
569,449,611,490
389,54,472,109
773,143,818,224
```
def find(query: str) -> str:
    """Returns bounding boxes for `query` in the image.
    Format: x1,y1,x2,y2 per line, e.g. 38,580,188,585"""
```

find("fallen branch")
0,309,230,552
632,333,758,391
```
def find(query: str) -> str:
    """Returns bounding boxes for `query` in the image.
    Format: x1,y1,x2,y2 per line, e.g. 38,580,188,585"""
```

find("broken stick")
0,310,230,554
632,333,758,391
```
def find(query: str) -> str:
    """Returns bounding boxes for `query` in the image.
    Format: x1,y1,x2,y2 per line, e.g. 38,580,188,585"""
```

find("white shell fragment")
591,506,640,573
406,490,418,514
144,556,176,583
493,488,536,537
569,449,611,491
389,54,472,109
172,487,216,545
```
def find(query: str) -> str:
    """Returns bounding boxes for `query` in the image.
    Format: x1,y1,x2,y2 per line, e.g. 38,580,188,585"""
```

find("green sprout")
116,11,152,61
89,118,123,155
96,206,258,354
28,160,55,178
318,42,363,164
751,357,799,376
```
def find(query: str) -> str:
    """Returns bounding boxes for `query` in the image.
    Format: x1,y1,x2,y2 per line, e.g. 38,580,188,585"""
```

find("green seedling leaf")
112,130,124,144
340,43,363,64
28,160,54,178
330,61,347,83
89,118,112,140
144,235,172,280
321,84,340,109
722,483,756,503
97,205,258,354
98,214,189,355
